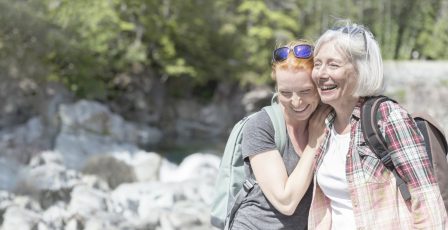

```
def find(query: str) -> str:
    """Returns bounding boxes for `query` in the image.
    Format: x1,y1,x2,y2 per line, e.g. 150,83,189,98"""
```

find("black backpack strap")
224,178,257,230
361,96,391,167
361,96,411,201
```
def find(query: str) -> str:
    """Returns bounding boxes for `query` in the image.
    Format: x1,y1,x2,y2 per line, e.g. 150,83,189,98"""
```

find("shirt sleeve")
241,110,277,160
379,101,447,227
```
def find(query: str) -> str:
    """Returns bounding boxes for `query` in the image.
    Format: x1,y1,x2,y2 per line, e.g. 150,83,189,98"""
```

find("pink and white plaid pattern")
308,98,447,230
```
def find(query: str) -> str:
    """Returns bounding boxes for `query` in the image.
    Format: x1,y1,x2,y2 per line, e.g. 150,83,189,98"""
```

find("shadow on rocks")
82,155,136,190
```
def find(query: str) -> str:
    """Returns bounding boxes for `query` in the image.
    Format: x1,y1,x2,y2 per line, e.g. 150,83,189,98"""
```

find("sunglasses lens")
273,47,289,62
293,45,312,59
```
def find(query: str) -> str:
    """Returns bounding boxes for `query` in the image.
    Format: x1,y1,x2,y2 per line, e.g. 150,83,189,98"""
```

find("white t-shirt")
316,127,355,230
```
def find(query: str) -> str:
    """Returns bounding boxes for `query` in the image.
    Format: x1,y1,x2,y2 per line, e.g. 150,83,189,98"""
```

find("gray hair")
314,21,384,97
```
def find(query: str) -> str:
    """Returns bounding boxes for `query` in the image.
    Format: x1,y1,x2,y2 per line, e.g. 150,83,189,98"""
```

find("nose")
291,93,301,107
316,64,328,77
313,65,329,83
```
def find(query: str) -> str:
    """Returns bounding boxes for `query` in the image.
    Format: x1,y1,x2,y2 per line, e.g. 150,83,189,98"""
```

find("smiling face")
312,40,359,111
276,68,320,124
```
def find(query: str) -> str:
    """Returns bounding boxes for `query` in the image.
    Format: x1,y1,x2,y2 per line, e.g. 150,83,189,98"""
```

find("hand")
307,103,332,148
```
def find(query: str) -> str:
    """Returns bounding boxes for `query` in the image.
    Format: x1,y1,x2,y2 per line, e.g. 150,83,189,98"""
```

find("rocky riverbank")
1,151,220,229
0,99,221,229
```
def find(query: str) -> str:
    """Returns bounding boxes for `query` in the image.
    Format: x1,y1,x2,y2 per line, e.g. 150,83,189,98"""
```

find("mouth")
319,85,337,91
291,104,309,113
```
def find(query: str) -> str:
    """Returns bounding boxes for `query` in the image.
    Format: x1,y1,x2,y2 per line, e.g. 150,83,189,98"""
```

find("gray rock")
68,185,113,218
55,100,162,170
82,155,136,189
2,206,41,230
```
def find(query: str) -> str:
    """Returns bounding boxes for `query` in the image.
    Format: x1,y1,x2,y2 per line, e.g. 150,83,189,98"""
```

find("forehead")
315,40,350,61
276,68,314,89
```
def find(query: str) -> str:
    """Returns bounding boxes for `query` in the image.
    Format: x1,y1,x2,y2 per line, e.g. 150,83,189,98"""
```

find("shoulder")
377,99,410,122
376,99,423,143
241,109,277,157
243,109,273,133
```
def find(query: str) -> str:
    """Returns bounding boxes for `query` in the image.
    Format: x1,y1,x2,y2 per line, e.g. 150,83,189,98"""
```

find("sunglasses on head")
332,26,367,50
272,44,313,63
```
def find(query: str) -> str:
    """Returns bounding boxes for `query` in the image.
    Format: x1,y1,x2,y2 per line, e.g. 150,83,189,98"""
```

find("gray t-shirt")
231,109,312,230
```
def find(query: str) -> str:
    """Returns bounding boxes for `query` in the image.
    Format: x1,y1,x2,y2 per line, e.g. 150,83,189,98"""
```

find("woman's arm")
249,104,330,215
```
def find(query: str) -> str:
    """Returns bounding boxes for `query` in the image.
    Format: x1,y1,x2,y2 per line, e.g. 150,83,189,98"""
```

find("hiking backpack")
210,96,287,229
361,95,448,213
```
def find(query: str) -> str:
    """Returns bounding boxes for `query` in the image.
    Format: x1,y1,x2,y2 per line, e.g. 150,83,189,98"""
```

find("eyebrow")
314,56,345,63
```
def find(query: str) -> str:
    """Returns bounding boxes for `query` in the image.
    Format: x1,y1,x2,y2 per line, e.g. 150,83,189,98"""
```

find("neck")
286,120,309,154
287,123,307,136
333,113,351,134
333,97,359,134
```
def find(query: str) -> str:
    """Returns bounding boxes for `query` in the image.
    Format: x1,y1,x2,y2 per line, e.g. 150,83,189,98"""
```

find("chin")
319,97,333,104
293,111,313,121
319,93,338,104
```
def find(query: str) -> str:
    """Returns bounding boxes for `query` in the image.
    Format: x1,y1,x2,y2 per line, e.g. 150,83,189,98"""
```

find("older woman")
308,22,447,229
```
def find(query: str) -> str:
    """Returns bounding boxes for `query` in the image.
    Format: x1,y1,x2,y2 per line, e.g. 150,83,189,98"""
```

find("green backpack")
210,96,287,229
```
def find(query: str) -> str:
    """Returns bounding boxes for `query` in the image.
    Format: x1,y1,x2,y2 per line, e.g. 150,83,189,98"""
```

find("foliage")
1,0,447,99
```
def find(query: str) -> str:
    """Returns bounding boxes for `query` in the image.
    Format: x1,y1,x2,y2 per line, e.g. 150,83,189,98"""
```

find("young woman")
309,21,447,229
230,39,330,229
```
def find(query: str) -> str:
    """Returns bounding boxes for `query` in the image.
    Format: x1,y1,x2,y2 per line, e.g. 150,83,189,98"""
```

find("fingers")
310,104,332,125
317,104,332,119
307,104,332,144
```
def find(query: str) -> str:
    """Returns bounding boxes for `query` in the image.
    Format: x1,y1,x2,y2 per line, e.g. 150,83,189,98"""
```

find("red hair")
271,39,314,81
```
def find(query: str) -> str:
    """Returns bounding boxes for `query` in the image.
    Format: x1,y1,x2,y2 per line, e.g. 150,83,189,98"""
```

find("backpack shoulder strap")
263,93,287,154
361,95,391,167
224,177,256,229
224,93,287,230
211,113,255,229
361,95,411,201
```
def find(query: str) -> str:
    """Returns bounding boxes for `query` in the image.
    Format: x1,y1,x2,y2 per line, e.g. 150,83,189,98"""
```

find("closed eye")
300,89,311,94
280,91,292,97
329,62,341,68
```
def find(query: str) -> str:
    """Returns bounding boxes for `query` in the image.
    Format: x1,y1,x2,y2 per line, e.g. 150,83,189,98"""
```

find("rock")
113,151,163,182
68,185,113,218
82,155,136,189
0,117,47,165
41,202,68,230
55,100,162,169
0,158,21,191
55,131,140,170
111,181,177,219
14,162,81,209
80,174,110,192
2,206,41,230
159,153,220,183
28,151,64,168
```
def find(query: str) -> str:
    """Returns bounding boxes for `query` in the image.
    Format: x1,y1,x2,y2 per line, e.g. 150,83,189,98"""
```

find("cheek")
303,92,320,106
311,69,319,82
277,96,289,107
311,93,321,107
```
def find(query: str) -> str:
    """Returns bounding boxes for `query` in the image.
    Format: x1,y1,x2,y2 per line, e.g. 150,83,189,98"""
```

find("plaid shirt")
308,98,447,230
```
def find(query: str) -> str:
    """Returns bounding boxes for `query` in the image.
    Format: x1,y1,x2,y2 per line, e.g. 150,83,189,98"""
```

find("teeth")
321,85,337,90
292,105,308,112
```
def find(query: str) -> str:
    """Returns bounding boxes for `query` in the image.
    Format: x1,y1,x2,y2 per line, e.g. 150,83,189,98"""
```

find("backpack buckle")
380,152,393,168
243,179,255,191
